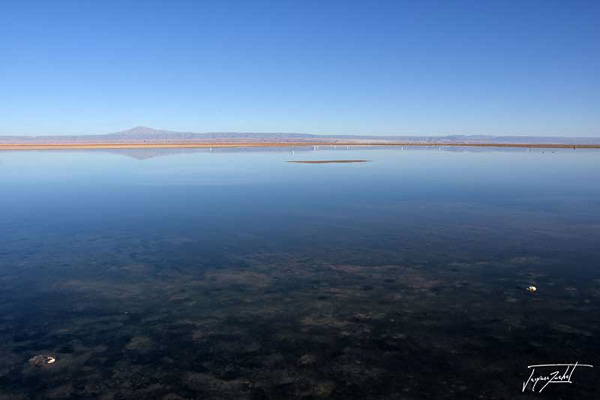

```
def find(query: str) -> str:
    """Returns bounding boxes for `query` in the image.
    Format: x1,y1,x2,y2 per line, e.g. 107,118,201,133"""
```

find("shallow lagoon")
0,147,599,399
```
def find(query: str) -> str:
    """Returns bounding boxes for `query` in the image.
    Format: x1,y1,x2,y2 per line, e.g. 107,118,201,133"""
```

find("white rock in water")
29,355,56,366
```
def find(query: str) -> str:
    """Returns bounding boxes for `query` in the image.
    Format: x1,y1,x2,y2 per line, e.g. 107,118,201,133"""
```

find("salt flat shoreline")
1,142,599,151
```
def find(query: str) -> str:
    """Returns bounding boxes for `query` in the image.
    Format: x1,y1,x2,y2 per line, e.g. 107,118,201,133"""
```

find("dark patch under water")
0,147,599,399
287,160,369,164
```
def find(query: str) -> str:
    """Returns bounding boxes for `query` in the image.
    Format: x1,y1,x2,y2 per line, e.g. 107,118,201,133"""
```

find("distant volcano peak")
122,126,165,135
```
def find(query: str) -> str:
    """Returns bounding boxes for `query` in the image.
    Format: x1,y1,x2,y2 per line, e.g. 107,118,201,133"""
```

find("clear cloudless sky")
1,0,598,136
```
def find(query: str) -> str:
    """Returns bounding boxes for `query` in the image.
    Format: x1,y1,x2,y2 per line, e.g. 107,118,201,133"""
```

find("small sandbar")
287,160,370,164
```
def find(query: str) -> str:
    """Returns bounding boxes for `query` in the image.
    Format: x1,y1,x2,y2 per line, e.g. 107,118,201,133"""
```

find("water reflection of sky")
1,147,599,222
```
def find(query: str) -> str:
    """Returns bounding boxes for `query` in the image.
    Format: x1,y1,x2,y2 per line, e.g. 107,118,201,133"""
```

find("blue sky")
1,0,598,136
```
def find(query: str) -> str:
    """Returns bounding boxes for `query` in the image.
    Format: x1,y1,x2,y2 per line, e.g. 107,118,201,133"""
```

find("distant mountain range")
1,126,599,145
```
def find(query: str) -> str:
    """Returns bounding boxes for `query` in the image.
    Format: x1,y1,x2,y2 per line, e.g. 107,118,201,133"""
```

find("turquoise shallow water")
0,147,599,399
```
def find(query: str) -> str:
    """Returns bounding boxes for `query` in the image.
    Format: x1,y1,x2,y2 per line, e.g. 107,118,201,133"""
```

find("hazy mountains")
1,126,599,145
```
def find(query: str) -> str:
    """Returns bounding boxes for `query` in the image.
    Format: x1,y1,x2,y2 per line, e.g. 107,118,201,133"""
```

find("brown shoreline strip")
288,160,369,164
0,142,599,151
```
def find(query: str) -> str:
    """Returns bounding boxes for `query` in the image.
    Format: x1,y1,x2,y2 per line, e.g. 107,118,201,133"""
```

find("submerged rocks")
298,354,316,366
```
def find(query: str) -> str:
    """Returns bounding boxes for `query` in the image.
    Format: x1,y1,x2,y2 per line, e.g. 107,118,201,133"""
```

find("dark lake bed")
0,147,599,399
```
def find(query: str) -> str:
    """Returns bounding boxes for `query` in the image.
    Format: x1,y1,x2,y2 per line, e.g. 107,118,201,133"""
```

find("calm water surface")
0,147,599,399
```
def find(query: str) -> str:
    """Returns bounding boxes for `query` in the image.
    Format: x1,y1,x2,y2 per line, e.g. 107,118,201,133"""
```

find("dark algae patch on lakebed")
0,147,599,399
288,159,369,164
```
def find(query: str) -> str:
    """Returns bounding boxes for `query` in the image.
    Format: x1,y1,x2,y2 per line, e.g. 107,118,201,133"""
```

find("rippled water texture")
0,147,599,399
